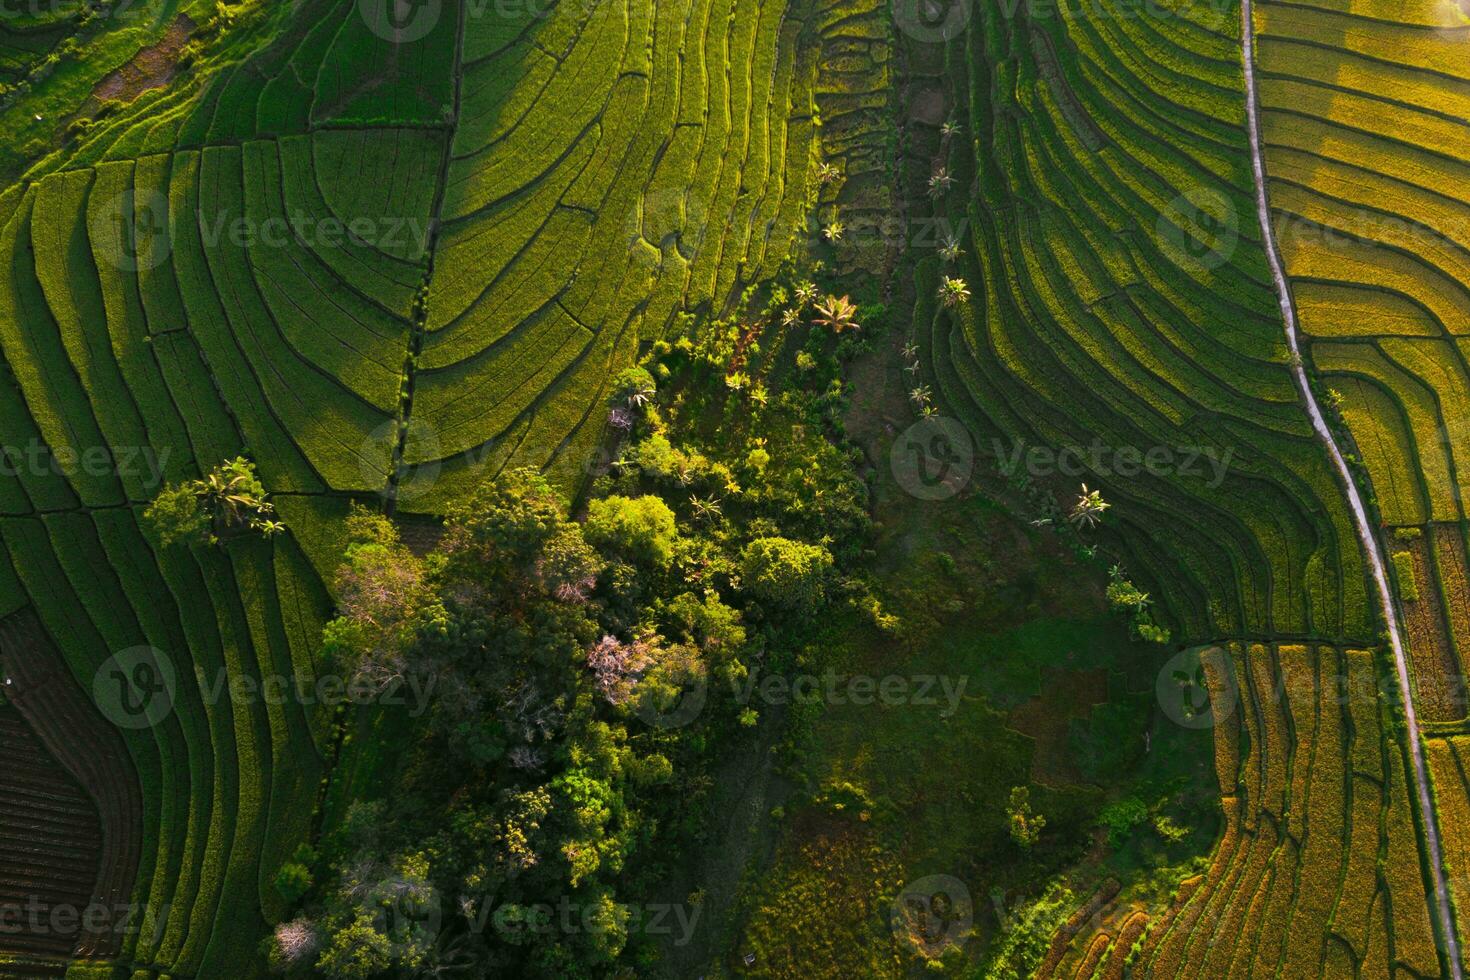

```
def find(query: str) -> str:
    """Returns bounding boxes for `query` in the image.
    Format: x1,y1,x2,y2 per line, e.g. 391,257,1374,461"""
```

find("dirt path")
1239,2,1463,973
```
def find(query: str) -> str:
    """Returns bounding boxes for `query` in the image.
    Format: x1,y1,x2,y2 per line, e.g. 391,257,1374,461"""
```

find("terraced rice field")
0,0,826,973
1255,0,1470,723
1033,645,1445,977
5,0,1470,973
897,0,1469,972
900,0,1369,645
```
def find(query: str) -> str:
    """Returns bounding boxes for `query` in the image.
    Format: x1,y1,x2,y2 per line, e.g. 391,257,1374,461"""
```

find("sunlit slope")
1255,0,1470,955
908,0,1368,644
0,0,822,974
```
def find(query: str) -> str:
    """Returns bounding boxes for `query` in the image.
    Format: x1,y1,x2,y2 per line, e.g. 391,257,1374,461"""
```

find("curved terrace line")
1240,1,1464,973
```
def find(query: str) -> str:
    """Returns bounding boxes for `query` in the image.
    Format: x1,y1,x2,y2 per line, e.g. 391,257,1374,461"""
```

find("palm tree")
941,119,961,138
938,276,971,308
781,307,801,327
690,495,723,523
194,457,274,532
904,360,922,375
909,384,932,407
939,234,963,263
625,378,656,407
794,280,818,307
725,370,751,391
1069,484,1110,529
823,218,845,242
817,162,841,184
901,341,920,360
813,294,860,333
928,168,954,199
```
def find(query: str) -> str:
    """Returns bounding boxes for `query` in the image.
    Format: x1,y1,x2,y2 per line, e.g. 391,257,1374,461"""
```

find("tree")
321,510,446,696
611,365,657,408
269,918,321,972
1007,786,1045,849
938,276,971,308
142,482,208,547
741,536,834,609
441,467,568,571
273,856,314,904
585,633,654,705
584,495,679,567
1069,484,1109,529
813,294,860,333
315,911,392,979
1105,576,1149,613
144,456,281,546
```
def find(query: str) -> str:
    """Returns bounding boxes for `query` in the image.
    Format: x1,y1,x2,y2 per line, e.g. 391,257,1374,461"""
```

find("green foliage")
273,843,318,905
315,911,394,979
1099,796,1149,848
295,413,860,974
1007,785,1045,849
143,481,210,547
980,883,1076,979
1393,550,1419,602
321,509,447,693
1106,577,1150,613
144,456,283,546
584,495,679,567
741,537,834,609
1153,814,1191,844
1107,565,1172,645
610,366,657,407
